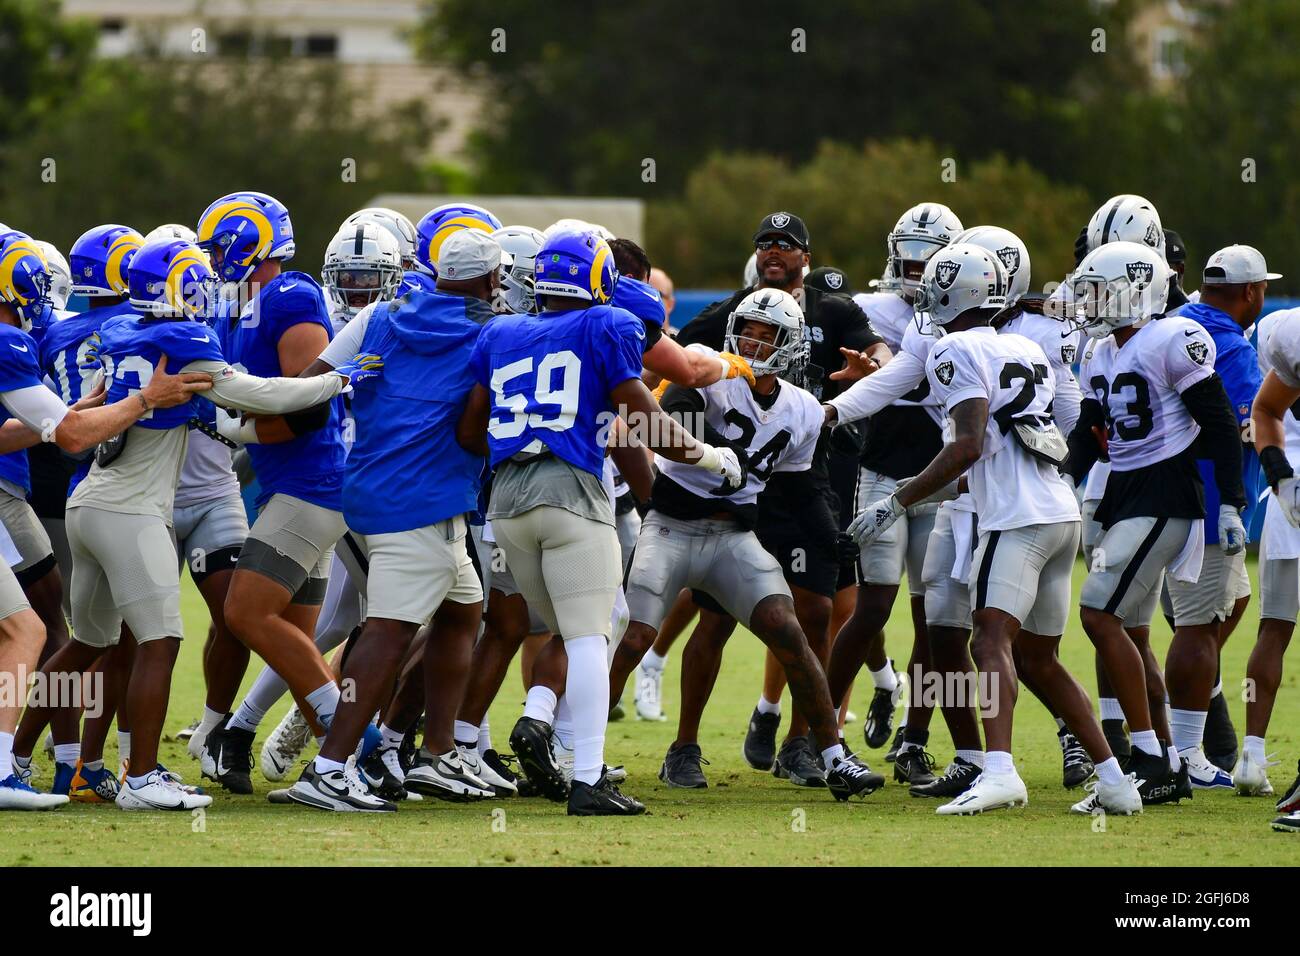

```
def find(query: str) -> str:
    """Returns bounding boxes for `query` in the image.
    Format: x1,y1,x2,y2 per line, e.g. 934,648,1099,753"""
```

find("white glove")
216,406,260,445
1217,504,1246,555
1278,476,1300,529
847,494,905,548
695,444,743,489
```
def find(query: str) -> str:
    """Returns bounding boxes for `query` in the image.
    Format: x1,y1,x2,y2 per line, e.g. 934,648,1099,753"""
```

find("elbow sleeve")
281,401,333,436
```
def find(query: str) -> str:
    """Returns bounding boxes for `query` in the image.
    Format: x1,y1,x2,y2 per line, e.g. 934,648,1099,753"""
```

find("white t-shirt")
1078,316,1216,473
657,345,823,508
998,311,1085,435
925,326,1079,532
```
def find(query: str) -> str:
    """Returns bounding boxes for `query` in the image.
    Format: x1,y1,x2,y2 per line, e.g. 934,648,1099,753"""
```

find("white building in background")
60,0,482,156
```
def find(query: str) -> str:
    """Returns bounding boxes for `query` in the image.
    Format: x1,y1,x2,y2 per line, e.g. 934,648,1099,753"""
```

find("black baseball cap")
1164,228,1186,265
754,211,810,251
806,265,852,296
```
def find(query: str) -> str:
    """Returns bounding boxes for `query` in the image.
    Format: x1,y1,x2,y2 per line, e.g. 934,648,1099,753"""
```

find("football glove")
718,352,755,385
330,353,384,390
834,532,861,564
1278,476,1300,529
1218,504,1246,555
696,444,743,489
79,331,103,373
847,494,905,548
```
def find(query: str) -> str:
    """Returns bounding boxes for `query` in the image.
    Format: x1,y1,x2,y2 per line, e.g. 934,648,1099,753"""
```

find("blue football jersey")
95,314,226,429
469,303,645,477
344,290,489,534
40,301,136,406
0,323,48,492
611,274,666,332
218,271,346,510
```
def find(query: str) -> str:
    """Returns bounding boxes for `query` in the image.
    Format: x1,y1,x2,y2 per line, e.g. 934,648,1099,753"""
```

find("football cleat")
51,761,76,796
287,759,396,813
69,761,120,803
884,725,907,763
1271,810,1300,834
404,747,493,802
910,756,980,799
11,755,34,786
175,718,200,742
509,716,569,802
1101,718,1131,763
360,746,407,801
1059,731,1094,790
201,720,255,795
1070,774,1143,816
1203,692,1238,773
837,743,885,792
893,747,937,787
742,707,781,771
1182,745,1234,790
567,769,645,816
261,704,313,781
826,755,882,801
1234,751,1276,797
551,736,626,786
864,664,903,749
1276,760,1300,814
936,772,1028,815
659,743,710,789
458,744,517,797
116,769,212,811
773,737,826,787
482,749,520,791
0,773,67,810
634,663,666,721
608,699,626,722
1128,749,1185,805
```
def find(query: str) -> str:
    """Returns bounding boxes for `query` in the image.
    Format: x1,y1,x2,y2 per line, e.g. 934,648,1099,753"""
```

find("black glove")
1074,225,1090,268
835,532,861,564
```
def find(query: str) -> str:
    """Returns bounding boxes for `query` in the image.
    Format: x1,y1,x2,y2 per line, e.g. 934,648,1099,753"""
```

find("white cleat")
552,738,626,784
287,758,395,813
404,748,493,802
634,664,666,721
12,757,35,786
936,771,1028,815
1234,750,1276,797
0,774,68,810
261,705,313,782
115,769,212,811
1071,774,1143,816
186,723,210,761
1182,745,1234,790
175,718,200,742
458,745,517,797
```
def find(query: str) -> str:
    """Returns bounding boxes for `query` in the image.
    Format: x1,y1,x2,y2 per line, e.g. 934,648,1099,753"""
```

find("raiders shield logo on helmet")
935,259,961,290
771,212,791,229
1125,261,1154,285
826,271,843,289
1061,342,1077,364
995,246,1021,277
1186,340,1209,365
935,360,955,386
1144,222,1162,247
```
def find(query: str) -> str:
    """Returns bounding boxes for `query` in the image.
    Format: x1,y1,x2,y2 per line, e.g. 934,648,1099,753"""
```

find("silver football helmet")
344,207,419,272
34,240,71,312
492,224,545,314
888,202,963,294
951,226,1030,304
724,288,809,377
1085,194,1164,258
1067,241,1170,339
913,242,1009,337
321,222,403,320
144,223,198,245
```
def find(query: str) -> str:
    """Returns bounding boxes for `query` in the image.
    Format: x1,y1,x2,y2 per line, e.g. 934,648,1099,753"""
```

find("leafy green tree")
0,0,96,145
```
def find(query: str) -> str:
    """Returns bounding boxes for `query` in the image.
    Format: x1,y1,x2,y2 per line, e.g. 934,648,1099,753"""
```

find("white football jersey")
854,291,913,352
998,311,1085,434
658,346,822,507
1260,307,1300,391
925,326,1079,532
1257,309,1300,458
1079,316,1216,473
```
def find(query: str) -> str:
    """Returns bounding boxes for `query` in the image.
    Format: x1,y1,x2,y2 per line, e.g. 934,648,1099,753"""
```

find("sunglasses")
756,238,799,252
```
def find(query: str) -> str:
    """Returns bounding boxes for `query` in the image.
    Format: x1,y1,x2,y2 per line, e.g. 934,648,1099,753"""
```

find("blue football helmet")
533,229,618,305
70,224,145,297
414,203,502,277
0,230,53,331
196,190,295,283
128,237,217,320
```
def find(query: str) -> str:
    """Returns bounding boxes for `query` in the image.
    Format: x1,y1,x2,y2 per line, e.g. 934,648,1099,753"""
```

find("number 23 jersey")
657,345,824,509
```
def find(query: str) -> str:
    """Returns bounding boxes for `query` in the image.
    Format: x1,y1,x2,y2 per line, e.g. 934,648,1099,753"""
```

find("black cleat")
361,746,407,801
508,717,569,803
1277,760,1300,814
1203,692,1238,773
399,724,417,774
1102,718,1130,763
743,708,781,771
568,769,646,816
833,744,884,794
202,721,255,795
773,736,826,787
1128,748,1183,805
826,754,883,801
659,743,709,789
1271,811,1300,834
893,747,937,787
884,725,906,763
1060,731,1094,790
864,670,900,749
483,749,519,787
910,756,980,798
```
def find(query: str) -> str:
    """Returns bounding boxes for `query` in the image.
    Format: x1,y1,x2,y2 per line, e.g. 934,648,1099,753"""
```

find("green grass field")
2,555,1297,866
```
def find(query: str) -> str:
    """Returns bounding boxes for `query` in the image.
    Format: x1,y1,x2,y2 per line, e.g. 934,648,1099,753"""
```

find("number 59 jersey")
1079,316,1217,473
657,345,824,508
925,327,1079,532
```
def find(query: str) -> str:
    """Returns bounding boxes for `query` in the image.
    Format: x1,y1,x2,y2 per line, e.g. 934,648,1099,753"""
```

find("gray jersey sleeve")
316,307,372,370
182,361,344,416
0,384,70,438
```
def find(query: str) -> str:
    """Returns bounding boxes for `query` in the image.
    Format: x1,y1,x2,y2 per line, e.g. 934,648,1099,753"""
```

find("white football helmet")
951,226,1030,304
34,240,71,312
344,207,418,271
913,242,1009,337
321,222,403,320
724,288,809,377
1086,194,1164,257
743,252,759,289
888,203,963,293
1067,241,1170,339
492,224,545,314
144,223,198,245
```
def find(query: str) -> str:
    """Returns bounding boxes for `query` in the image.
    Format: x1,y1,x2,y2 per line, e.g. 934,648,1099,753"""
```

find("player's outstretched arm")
607,417,654,504
643,335,754,388
894,396,986,509
184,360,346,418
822,349,925,426
609,376,740,485
1252,369,1299,459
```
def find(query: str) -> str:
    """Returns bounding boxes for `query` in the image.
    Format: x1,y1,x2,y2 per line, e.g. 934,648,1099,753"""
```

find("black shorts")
826,445,860,590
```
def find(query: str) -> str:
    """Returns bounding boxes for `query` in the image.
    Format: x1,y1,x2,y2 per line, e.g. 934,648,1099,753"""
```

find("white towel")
1263,493,1300,561
949,494,977,583
1168,519,1204,584
0,522,19,567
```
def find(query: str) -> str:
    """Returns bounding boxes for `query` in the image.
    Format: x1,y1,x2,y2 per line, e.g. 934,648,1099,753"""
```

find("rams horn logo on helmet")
770,213,791,229
1125,261,1154,285
995,246,1021,276
935,259,961,290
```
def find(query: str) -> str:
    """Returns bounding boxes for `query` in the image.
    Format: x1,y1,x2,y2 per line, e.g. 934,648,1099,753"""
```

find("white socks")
869,661,898,693
1099,697,1125,722
1244,735,1266,763
1170,708,1206,754
641,649,667,672
522,686,558,724
453,719,479,748
984,751,1015,776
1095,756,1125,786
565,635,609,786
1131,728,1160,756
756,695,781,717
0,731,13,779
314,755,346,774
305,682,341,734
554,693,574,749
821,743,846,768
118,731,131,764
228,698,266,734
956,749,985,768
198,707,225,740
53,743,80,767
380,723,406,751
478,717,492,756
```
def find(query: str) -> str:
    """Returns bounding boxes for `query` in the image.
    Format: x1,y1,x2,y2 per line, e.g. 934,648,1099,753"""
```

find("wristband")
1260,444,1294,490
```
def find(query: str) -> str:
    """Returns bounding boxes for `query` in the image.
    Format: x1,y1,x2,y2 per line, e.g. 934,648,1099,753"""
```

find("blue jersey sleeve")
0,327,44,392
1217,338,1262,425
468,323,492,388
612,276,666,329
595,306,646,394
153,322,227,367
260,273,332,343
